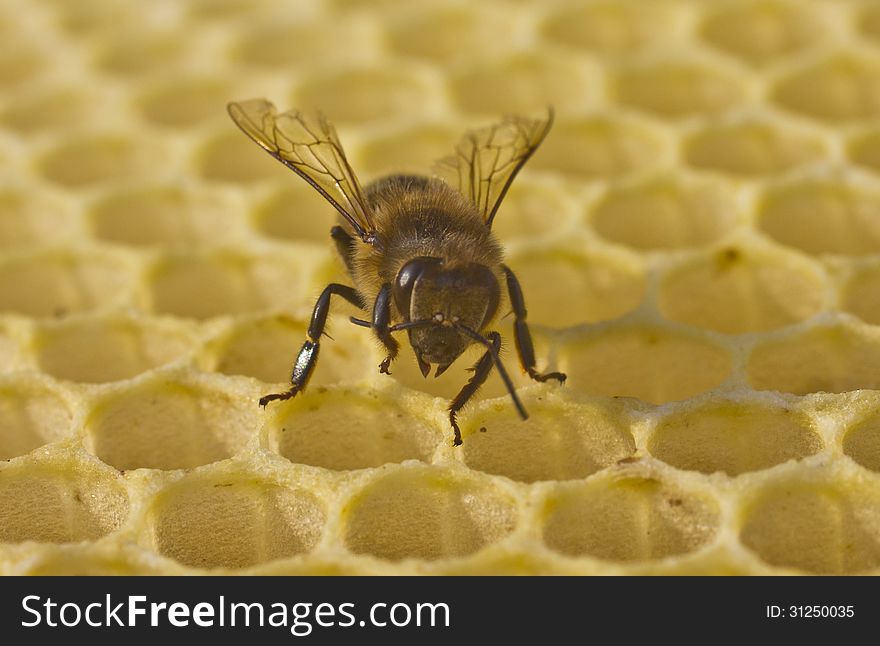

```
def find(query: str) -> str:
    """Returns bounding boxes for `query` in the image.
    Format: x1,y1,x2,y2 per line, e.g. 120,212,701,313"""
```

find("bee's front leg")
448,331,503,447
260,283,363,407
502,265,566,384
371,283,400,375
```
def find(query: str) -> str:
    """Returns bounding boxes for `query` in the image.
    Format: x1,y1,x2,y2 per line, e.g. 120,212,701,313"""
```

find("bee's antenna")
454,324,528,421
348,317,433,332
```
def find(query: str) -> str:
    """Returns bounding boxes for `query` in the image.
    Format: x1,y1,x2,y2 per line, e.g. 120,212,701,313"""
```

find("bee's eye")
393,256,442,320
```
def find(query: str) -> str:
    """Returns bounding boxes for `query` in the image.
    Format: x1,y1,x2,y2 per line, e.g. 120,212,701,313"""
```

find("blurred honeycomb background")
2,0,880,575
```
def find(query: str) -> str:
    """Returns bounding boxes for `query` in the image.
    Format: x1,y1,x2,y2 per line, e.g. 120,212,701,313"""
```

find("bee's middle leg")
259,283,363,407
502,265,566,384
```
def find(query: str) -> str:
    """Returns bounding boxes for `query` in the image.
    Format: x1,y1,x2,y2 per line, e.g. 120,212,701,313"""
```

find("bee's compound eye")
393,256,442,321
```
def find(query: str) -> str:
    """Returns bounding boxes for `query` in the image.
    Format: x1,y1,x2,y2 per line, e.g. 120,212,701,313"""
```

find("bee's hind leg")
501,265,566,384
260,283,363,407
370,283,399,375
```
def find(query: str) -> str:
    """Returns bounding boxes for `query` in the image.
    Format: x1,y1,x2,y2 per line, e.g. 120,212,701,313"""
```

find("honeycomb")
3,0,880,576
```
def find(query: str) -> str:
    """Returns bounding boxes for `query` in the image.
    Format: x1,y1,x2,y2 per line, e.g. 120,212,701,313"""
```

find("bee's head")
393,256,501,377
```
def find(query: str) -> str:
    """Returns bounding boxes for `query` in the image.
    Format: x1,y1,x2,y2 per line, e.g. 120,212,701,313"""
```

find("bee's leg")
330,225,357,275
448,331,503,446
501,265,566,384
259,284,363,407
371,283,400,374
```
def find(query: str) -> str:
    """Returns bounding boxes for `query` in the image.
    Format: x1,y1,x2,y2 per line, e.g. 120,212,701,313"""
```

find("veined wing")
436,108,554,229
228,99,376,243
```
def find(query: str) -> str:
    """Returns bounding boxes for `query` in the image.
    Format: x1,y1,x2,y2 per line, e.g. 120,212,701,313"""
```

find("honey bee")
228,99,565,445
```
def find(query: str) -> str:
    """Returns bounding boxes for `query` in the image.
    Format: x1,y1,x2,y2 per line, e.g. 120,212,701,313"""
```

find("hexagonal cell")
137,77,233,128
39,134,165,188
462,397,635,483
758,180,880,256
0,252,132,317
450,52,599,116
210,315,368,386
357,122,461,178
267,389,440,470
529,116,664,179
849,131,880,173
506,249,645,328
85,379,259,471
145,253,308,320
748,324,880,395
740,475,880,574
198,130,286,183
0,187,78,249
148,476,324,569
614,61,745,119
295,67,432,125
489,178,577,242
842,264,880,325
252,183,338,244
699,1,824,65
35,316,194,383
90,185,240,247
94,32,189,77
649,400,822,476
386,5,515,62
591,178,738,250
344,467,517,561
542,1,680,55
541,476,719,562
0,381,72,460
658,247,825,334
843,410,880,472
772,55,880,122
564,326,732,404
233,20,369,68
0,461,128,544
0,87,94,134
685,122,826,176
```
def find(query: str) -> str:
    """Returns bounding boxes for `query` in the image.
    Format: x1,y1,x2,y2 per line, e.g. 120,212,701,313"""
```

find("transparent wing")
227,99,376,242
436,108,554,229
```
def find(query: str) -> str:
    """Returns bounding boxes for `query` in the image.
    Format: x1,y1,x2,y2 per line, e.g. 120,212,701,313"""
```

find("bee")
227,99,566,445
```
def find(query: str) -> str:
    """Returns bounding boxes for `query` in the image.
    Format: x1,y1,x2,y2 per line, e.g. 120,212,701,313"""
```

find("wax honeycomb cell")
590,177,738,251
146,473,325,569
0,456,128,544
1,0,879,576
85,377,259,471
266,387,441,470
758,180,880,256
648,399,822,476
343,466,517,561
461,395,636,483
740,472,880,574
541,475,720,562
563,326,733,404
699,1,824,65
34,315,196,383
685,121,826,176
658,247,826,334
